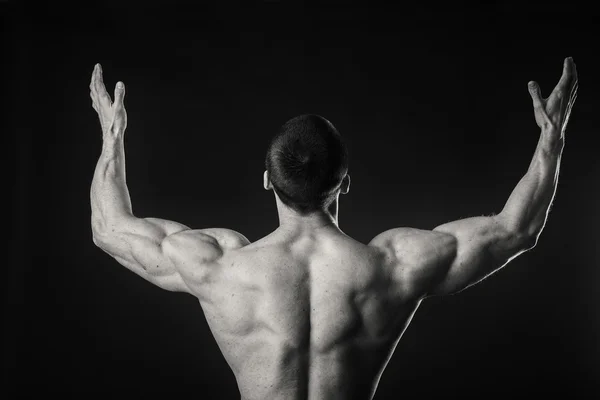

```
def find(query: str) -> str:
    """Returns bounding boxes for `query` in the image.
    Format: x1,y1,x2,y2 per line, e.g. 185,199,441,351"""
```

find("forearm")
91,136,134,237
500,128,565,239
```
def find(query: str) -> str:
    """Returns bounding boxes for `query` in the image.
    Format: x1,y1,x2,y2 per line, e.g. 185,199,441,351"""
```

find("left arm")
377,58,578,299
89,63,192,292
428,57,578,296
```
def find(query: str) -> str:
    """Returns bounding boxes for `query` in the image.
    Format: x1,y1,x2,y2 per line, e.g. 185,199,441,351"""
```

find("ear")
264,170,273,190
340,174,350,194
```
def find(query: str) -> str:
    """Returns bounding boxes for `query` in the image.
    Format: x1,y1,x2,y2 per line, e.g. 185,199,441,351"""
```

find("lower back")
234,336,390,400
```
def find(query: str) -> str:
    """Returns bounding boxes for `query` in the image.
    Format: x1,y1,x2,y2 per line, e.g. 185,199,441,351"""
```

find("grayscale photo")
6,1,599,399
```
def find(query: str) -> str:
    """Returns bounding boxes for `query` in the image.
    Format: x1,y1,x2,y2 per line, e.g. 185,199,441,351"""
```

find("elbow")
91,213,131,248
92,228,118,252
92,228,107,248
92,232,103,247
523,222,545,250
512,230,539,252
91,217,109,248
502,226,539,252
497,214,540,251
522,233,539,251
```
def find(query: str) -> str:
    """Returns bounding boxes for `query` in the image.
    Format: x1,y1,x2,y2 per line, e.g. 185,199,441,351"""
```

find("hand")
528,57,578,138
90,63,127,138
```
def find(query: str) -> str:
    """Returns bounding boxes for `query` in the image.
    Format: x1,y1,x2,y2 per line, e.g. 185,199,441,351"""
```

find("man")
90,58,578,400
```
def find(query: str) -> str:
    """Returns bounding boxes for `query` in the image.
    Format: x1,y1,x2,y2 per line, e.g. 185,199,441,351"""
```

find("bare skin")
90,58,578,400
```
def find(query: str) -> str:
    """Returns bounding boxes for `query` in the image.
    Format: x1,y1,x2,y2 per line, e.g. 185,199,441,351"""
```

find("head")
264,114,350,214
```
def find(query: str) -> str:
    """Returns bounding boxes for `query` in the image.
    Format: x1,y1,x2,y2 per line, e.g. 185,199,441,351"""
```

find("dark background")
6,1,599,398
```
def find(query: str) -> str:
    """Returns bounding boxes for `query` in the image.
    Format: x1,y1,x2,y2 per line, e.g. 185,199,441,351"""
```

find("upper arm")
93,216,192,291
429,214,535,296
372,215,535,299
93,216,250,292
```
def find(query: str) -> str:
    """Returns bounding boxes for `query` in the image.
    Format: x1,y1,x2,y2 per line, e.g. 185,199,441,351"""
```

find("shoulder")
369,227,458,298
369,227,457,260
163,228,251,262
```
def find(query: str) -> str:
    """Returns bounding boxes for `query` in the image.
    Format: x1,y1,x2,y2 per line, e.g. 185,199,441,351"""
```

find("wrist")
540,128,565,153
101,135,121,155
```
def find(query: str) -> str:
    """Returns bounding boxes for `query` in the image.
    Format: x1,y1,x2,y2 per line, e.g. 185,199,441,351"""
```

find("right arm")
375,57,578,298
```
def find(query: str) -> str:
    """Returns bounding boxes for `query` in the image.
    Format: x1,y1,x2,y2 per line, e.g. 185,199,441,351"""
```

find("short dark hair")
265,114,349,213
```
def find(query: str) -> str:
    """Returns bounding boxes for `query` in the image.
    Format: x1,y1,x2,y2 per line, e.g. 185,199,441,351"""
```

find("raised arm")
89,64,191,291
428,57,578,296
373,58,578,299
89,64,249,292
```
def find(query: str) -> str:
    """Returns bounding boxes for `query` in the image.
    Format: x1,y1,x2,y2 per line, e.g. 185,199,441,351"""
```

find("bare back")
166,227,441,400
90,58,575,400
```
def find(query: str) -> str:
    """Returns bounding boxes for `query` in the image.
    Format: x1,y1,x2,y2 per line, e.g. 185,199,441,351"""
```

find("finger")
90,64,97,93
564,75,578,119
567,86,578,119
554,57,574,93
113,81,125,108
569,80,578,104
90,91,98,111
568,94,577,117
570,58,578,87
567,80,578,110
564,92,576,129
528,81,544,108
95,63,112,106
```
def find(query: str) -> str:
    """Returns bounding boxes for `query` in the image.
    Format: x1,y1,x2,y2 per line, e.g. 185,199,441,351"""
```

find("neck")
275,197,340,232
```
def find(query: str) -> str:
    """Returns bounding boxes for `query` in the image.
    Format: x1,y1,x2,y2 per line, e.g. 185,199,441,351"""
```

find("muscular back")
90,58,575,400
163,226,456,400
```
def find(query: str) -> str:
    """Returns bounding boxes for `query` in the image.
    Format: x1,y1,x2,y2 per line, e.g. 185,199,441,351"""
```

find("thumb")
528,81,543,108
114,81,125,108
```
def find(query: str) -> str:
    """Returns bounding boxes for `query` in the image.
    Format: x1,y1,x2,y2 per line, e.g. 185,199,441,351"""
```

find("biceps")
430,216,531,296
94,217,190,291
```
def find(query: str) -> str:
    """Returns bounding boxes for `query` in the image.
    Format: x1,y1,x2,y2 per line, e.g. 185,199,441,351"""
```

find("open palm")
528,57,578,137
89,63,127,138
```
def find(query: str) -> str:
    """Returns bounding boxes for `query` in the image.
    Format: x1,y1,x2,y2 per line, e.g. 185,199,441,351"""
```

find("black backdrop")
6,1,599,399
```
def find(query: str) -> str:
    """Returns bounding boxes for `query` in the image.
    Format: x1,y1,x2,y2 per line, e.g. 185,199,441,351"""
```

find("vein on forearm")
501,131,564,237
91,136,134,233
